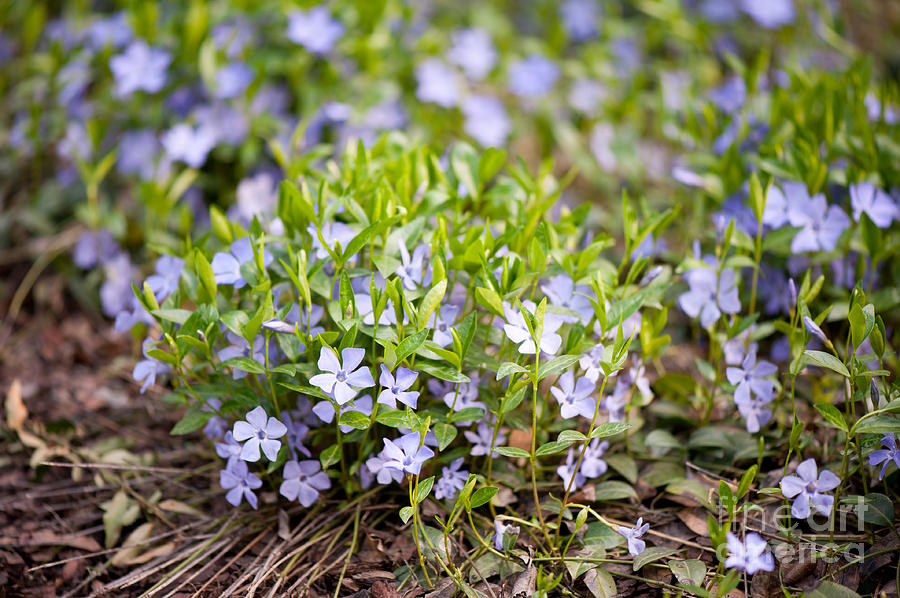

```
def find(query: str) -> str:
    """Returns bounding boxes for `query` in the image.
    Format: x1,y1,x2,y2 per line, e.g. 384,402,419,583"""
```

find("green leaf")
593,481,638,501
396,329,428,364
474,287,504,317
801,350,850,377
221,356,266,374
494,446,530,459
417,280,447,331
849,303,874,348
535,440,571,456
341,222,377,263
633,547,679,571
536,354,580,381
320,443,341,469
338,410,370,430
590,422,632,439
854,415,900,434
152,309,193,324
417,361,470,383
194,250,217,303
448,407,485,424
433,422,457,451
376,409,410,429
477,147,506,186
469,486,498,509
584,568,617,598
803,581,861,598
669,559,707,586
496,361,529,380
399,506,414,524
858,493,894,526
558,429,588,444
170,406,213,435
415,476,435,504
815,404,848,432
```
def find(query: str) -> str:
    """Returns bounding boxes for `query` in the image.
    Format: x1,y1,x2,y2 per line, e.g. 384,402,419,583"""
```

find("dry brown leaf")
157,499,205,519
508,428,532,450
1,530,102,552
6,379,26,431
111,522,155,566
678,508,709,536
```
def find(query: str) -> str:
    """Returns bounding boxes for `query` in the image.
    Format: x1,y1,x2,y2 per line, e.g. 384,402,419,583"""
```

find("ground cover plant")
1,0,900,597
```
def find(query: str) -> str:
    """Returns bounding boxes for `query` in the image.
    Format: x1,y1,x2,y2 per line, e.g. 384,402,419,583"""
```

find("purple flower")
508,55,559,99
282,411,312,458
133,337,170,393
219,459,262,509
435,458,469,500
613,518,649,556
780,458,840,518
109,40,171,96
569,78,607,115
726,349,776,404
280,460,331,507
161,123,216,168
579,344,607,383
550,370,597,420
740,0,795,29
287,7,343,54
724,532,774,574
215,431,242,465
541,274,594,324
233,172,278,223
309,347,375,405
365,451,406,485
395,243,431,290
118,129,161,180
448,28,496,81
211,237,274,289
382,432,434,476
313,395,372,433
678,266,741,328
73,230,120,269
582,439,609,477
461,95,510,147
869,434,900,481
212,19,254,58
803,316,830,346
590,123,617,171
378,365,420,409
442,375,486,413
557,449,586,490
232,406,287,463
87,13,132,49
865,93,899,125
427,304,460,347
214,62,254,100
850,182,898,229
145,255,184,301
464,421,503,457
194,103,248,146
788,187,850,252
415,59,459,108
736,396,774,434
217,332,270,380
203,398,229,439
560,0,599,41
308,221,356,261
708,77,746,114
503,300,563,355
100,253,137,318
493,520,519,551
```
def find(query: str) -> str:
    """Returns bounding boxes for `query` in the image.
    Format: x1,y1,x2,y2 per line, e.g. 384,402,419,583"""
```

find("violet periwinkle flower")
708,76,746,114
788,187,850,253
233,172,278,223
558,449,586,490
442,375,486,413
214,62,253,100
378,365,420,409
161,123,216,168
869,434,900,481
415,59,460,108
850,182,898,228
435,458,469,500
220,459,262,509
560,0,599,41
864,93,899,125
287,7,344,54
133,337,170,394
395,243,431,289
212,19,254,58
464,422,503,457
740,0,795,29
211,237,274,289
461,95,511,148
427,304,460,347
508,54,559,99
381,431,434,476
194,103,248,146
233,406,287,463
73,229,120,269
678,265,741,328
780,458,840,518
724,532,774,574
579,343,607,383
802,316,831,346
605,383,629,423
448,28,496,81
502,300,563,355
541,274,594,324
282,411,312,458
365,451,405,485
310,347,375,405
726,349,777,404
215,431,242,466
551,370,597,420
87,13,132,49
203,398,230,439
493,520,519,551
582,439,610,477
590,122,617,171
217,332,269,380
109,40,171,96
308,221,356,261
118,129,161,180
280,460,331,507
569,78,606,116
613,518,649,556
58,122,91,162
100,253,137,317
145,255,184,301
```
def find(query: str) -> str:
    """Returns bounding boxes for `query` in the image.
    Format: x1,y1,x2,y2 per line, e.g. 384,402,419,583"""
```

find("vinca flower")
869,434,900,480
309,347,375,405
133,337,170,394
740,0,795,30
678,265,740,328
217,332,270,380
850,182,898,228
464,422,503,457
427,304,460,347
780,458,840,518
461,95,510,147
550,370,597,420
395,242,431,290
415,59,460,108
211,237,274,289
787,186,850,252
381,432,434,476
724,532,774,574
541,274,594,324
448,28,496,81
109,40,171,96
508,54,559,99
613,518,649,556
215,431,242,466
232,406,287,463
378,365,420,409
287,7,343,55
280,460,331,507
220,460,262,509
557,449,586,490
145,255,183,301
161,123,216,168
560,0,598,41
365,451,405,486
726,349,776,404
73,230,119,270
308,221,355,261
202,399,229,439
442,375,486,413
582,439,609,477
493,520,519,551
802,316,830,346
435,458,468,500
503,301,563,355
214,62,253,100
313,395,373,433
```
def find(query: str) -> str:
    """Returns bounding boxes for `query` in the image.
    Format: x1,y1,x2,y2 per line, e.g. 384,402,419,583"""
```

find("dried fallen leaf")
6,379,26,431
0,530,102,552
157,499,205,519
111,523,155,566
508,428,532,451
